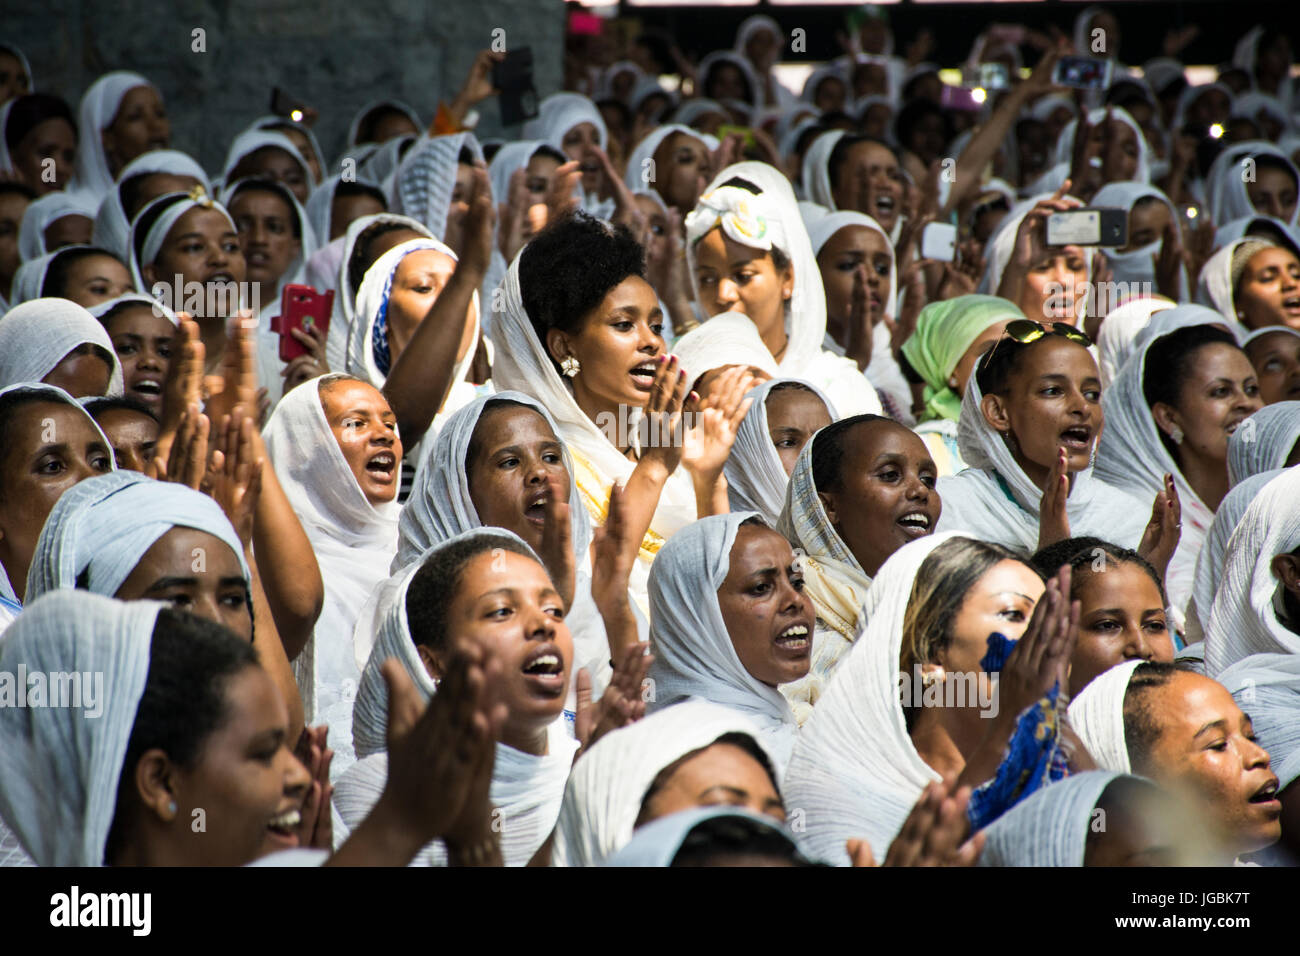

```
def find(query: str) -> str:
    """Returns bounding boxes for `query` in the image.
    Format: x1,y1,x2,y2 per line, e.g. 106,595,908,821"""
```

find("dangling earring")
921,666,945,688
560,355,580,378
1169,425,1184,445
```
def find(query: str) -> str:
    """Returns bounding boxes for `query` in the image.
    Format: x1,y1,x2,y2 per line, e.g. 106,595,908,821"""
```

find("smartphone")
716,124,757,150
961,63,1008,92
939,84,985,112
1046,208,1128,247
921,222,958,262
271,284,333,362
1051,56,1114,91
270,87,309,123
492,47,538,126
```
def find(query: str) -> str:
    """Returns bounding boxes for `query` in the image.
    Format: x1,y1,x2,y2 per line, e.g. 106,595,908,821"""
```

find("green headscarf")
901,294,1025,423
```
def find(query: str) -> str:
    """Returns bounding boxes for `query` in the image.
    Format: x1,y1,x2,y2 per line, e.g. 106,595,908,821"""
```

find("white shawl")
800,130,845,211
1218,653,1300,790
1090,181,1189,300
393,132,484,241
937,350,1151,555
977,771,1125,866
0,591,159,867
522,93,613,218
489,249,698,614
73,71,157,201
550,699,774,867
622,124,718,199
670,310,780,384
1205,466,1300,674
17,190,97,262
218,130,313,197
725,377,836,525
1227,402,1300,486
91,148,211,262
1067,658,1143,772
25,469,247,602
646,511,799,772
782,533,960,864
1206,141,1300,229
263,375,400,778
0,297,124,395
1096,295,1175,388
127,190,239,298
345,100,422,148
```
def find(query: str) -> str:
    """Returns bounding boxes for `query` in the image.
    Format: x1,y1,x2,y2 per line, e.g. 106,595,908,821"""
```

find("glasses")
985,319,1092,368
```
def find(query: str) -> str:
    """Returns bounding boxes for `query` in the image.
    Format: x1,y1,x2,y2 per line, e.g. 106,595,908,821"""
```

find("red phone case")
272,284,333,363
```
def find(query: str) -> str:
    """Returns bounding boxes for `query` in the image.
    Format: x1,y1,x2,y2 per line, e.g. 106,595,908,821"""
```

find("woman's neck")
1010,445,1077,496
501,719,550,757
1175,449,1229,512
908,706,967,780
572,383,638,458
761,320,789,365
199,320,229,376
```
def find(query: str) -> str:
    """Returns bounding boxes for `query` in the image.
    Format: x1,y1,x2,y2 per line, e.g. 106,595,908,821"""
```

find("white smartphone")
920,222,957,262
1045,208,1128,246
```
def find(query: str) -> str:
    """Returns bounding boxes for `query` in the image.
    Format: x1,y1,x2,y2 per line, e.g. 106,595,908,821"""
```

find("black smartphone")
492,47,538,126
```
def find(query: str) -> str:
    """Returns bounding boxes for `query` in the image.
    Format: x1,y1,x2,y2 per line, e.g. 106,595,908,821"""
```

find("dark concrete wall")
2,0,565,175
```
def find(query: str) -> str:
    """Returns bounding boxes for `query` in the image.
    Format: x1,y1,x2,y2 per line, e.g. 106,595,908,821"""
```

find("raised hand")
292,724,334,851
843,265,874,373
574,641,653,755
998,181,1083,305
1037,445,1073,551
876,778,985,866
589,481,640,656
637,353,688,473
1154,219,1187,300
152,402,209,488
206,408,264,550
204,311,259,429
593,146,646,239
681,363,754,480
155,315,205,468
498,166,530,261
544,160,583,226
280,317,330,396
995,565,1079,720
536,472,576,612
1137,473,1181,579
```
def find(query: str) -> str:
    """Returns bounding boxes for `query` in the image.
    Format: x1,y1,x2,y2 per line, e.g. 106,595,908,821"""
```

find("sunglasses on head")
985,319,1092,367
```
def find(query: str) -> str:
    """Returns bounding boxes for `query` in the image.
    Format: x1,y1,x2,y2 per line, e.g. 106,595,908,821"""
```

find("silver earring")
561,355,580,378
1169,425,1184,445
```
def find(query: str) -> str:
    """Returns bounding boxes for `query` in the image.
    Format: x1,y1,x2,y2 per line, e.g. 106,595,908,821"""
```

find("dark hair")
1123,660,1200,774
347,219,422,296
225,178,302,240
702,59,754,105
530,144,567,166
893,99,950,152
0,388,67,497
518,210,645,370
405,532,539,653
767,380,819,401
0,180,36,203
456,145,476,166
1105,80,1155,112
83,395,160,426
636,731,782,828
333,180,388,210
810,413,892,493
594,97,632,133
465,398,546,467
1031,536,1168,605
119,170,200,222
103,608,259,864
40,246,126,298
355,104,417,145
826,134,895,196
3,92,76,152
1142,325,1242,459
670,812,816,867
130,191,192,271
976,332,1090,397
1253,154,1299,193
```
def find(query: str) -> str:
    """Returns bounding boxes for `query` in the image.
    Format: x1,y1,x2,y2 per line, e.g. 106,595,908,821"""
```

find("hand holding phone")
1051,56,1113,91
1045,208,1127,247
921,222,958,262
492,47,538,126
271,284,333,363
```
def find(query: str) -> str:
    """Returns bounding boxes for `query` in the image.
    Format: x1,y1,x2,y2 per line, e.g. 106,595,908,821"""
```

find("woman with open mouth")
264,373,403,781
646,512,815,772
778,414,941,721
1069,659,1282,865
801,131,906,244
1098,320,1264,628
938,320,1168,573
525,93,615,219
686,162,886,421
90,292,179,418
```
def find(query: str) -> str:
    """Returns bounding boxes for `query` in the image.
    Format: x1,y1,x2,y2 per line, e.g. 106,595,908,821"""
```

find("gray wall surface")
1,0,565,177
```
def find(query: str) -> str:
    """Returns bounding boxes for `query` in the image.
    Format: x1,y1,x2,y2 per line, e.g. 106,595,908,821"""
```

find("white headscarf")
17,190,97,262
392,132,483,242
25,469,247,602
550,699,775,867
348,236,479,406
262,374,399,775
1206,141,1300,228
936,344,1151,555
1186,470,1283,648
0,297,124,395
672,99,729,131
726,377,835,524
523,93,612,218
345,99,422,148
1205,466,1300,674
687,161,883,417
1027,107,1150,198
304,172,381,247
646,511,799,770
127,188,239,296
1067,659,1143,772
0,590,160,866
977,771,1125,867
1091,181,1189,299
800,130,846,211
246,115,324,188
1228,402,1300,486
670,310,780,384
73,71,158,201
8,248,60,305
1095,316,1239,620
219,129,313,198
1096,295,1176,388
782,533,960,864
87,291,179,327
697,51,764,113
0,383,115,615
336,528,579,866
622,124,718,199
1218,653,1300,789
489,248,698,613
91,148,211,262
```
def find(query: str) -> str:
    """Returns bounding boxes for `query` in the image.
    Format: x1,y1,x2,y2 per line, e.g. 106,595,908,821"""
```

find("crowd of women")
1,3,1299,868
